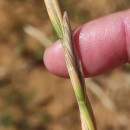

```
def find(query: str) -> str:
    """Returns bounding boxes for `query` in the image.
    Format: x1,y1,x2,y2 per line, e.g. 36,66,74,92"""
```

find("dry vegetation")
0,0,130,130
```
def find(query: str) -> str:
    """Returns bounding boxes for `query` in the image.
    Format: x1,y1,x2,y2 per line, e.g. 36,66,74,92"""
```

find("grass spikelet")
44,0,97,130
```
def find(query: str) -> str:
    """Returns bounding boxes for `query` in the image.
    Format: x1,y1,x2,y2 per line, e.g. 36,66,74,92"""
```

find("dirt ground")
0,0,130,130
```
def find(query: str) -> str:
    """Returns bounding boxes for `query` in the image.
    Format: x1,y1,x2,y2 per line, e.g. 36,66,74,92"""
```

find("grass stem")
44,0,97,129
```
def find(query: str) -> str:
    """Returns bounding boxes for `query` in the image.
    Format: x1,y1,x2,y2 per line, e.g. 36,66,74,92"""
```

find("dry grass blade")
24,25,51,48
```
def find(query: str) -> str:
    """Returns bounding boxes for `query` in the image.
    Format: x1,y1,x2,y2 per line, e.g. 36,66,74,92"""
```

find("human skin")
44,9,130,78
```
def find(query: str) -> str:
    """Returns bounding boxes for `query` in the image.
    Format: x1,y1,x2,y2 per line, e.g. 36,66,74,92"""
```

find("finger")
44,9,130,77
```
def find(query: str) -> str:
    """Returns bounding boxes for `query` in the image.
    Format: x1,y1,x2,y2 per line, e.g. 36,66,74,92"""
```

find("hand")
44,9,130,77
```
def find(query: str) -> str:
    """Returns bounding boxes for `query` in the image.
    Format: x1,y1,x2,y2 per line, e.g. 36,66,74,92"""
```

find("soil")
0,0,130,130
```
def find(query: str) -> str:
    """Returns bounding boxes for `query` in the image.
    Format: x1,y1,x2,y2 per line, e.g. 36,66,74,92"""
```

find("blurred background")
0,0,130,130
